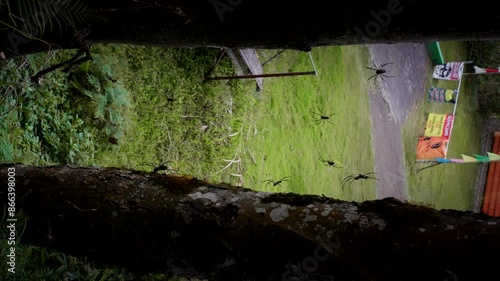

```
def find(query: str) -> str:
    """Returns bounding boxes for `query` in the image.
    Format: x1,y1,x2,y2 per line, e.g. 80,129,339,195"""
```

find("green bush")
467,40,500,116
68,53,131,146
0,47,131,165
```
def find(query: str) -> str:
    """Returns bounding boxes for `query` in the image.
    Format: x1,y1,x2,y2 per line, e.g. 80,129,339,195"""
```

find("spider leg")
261,179,272,188
367,73,378,81
344,174,354,183
328,165,341,171
349,179,356,188
277,183,287,192
360,172,378,180
372,60,379,69
341,182,348,190
342,175,354,189
378,62,394,68
341,179,348,189
366,67,378,71
319,157,329,166
374,76,381,88
344,178,355,189
265,181,274,191
382,74,395,78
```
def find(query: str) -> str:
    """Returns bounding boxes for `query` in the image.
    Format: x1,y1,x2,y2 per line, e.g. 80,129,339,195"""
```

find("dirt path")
366,43,431,200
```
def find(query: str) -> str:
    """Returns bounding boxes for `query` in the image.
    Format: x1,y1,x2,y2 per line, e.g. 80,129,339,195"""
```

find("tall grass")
242,46,376,202
90,45,258,185
0,44,259,186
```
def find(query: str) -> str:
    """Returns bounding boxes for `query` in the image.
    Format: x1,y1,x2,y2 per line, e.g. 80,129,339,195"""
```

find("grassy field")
243,41,482,210
242,46,376,202
402,41,482,210
0,41,484,280
0,41,480,209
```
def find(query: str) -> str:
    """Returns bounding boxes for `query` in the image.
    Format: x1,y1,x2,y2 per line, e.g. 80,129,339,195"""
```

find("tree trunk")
2,164,500,281
2,0,500,59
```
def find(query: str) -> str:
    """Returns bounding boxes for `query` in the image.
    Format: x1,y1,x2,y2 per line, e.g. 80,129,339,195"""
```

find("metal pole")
204,49,227,79
308,51,318,76
452,78,462,116
261,49,286,66
205,71,317,81
445,77,463,158
462,71,500,76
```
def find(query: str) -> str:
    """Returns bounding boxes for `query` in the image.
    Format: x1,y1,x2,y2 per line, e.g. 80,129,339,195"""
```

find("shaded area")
3,164,500,280
5,1,500,59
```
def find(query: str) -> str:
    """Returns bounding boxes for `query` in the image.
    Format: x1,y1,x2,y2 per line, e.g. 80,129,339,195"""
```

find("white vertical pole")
446,77,463,156
308,52,318,76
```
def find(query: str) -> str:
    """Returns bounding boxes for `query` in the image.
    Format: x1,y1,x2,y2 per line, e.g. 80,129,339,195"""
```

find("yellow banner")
424,113,454,138
424,113,447,137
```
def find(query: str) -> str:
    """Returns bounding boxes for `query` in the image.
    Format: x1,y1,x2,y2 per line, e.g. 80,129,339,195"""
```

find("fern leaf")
13,0,89,36
0,137,13,162
94,94,107,120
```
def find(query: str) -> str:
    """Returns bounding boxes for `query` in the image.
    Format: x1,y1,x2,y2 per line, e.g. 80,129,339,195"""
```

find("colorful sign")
424,113,454,139
428,86,457,103
416,136,449,160
432,62,464,80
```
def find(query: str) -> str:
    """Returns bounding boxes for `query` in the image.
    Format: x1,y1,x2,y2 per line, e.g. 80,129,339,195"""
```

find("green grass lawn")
402,41,482,210
242,41,482,209
242,46,376,202
1,41,480,209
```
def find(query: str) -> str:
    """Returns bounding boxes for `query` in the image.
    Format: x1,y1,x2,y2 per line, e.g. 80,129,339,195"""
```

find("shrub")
467,40,500,117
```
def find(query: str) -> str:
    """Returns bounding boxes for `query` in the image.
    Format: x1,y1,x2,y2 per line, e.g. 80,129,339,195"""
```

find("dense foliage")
0,44,253,280
0,44,254,181
467,40,500,116
0,48,129,165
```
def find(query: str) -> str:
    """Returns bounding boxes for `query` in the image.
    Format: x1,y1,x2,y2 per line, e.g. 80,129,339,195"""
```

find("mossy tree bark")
2,164,500,281
2,0,500,59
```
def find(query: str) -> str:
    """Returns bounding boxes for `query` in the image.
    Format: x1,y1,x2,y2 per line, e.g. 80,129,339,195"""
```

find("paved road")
367,43,431,200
